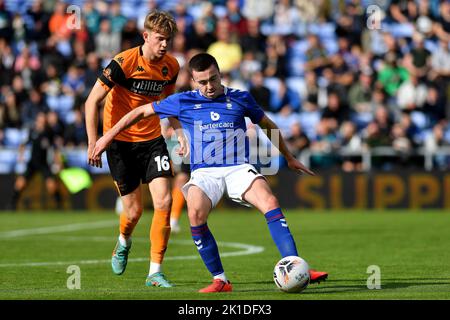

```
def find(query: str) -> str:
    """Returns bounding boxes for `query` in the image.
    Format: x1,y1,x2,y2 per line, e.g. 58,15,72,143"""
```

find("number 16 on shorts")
154,155,170,172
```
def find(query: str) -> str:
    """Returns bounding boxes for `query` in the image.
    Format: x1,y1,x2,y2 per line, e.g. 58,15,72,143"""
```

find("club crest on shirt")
210,111,220,121
162,66,168,76
226,97,232,109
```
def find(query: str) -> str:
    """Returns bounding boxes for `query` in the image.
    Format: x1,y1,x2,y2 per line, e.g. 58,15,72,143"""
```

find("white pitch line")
0,220,117,238
0,239,264,268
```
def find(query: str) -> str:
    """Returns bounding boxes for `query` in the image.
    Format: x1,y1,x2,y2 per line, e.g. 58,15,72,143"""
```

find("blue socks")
265,208,298,257
191,208,298,277
191,223,224,276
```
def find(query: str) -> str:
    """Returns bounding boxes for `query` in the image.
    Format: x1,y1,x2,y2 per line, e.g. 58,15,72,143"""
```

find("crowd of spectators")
1,0,450,173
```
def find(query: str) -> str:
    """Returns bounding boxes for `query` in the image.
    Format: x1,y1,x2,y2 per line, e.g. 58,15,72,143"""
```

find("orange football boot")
199,279,233,293
309,269,328,283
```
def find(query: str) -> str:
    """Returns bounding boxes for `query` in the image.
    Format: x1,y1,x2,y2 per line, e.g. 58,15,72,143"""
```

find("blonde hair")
144,11,178,37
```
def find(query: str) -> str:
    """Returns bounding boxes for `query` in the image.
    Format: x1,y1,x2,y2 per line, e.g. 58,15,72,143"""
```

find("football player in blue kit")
90,53,328,293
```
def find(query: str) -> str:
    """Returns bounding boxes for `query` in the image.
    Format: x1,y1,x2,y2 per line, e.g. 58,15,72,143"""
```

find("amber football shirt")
99,46,179,142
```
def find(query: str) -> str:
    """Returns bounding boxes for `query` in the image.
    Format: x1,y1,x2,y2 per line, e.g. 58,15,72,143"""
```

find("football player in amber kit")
86,11,184,287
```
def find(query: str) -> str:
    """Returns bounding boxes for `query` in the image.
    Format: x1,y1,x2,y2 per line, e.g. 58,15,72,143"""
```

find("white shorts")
181,164,265,208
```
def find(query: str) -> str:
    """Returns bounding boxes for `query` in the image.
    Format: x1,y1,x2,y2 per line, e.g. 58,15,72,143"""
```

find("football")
273,256,310,293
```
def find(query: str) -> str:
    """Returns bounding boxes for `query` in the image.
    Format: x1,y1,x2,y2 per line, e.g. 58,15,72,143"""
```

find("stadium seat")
350,112,374,131
263,77,282,109
63,149,89,170
298,111,321,141
46,95,75,122
289,40,309,59
323,38,339,55
308,22,336,41
3,128,28,148
410,111,429,130
384,23,414,38
286,77,307,101
0,148,17,173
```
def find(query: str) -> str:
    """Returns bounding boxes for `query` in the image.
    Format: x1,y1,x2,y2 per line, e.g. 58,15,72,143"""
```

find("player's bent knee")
124,206,144,222
187,208,208,226
264,195,280,212
153,194,172,212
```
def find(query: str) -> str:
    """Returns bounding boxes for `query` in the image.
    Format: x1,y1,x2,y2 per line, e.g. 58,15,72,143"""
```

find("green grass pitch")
1,209,450,300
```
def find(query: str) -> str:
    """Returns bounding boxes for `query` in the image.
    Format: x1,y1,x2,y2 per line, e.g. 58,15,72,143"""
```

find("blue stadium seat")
121,0,142,20
298,111,321,141
289,40,309,59
323,38,338,55
3,128,28,148
64,149,89,170
384,23,414,39
286,77,307,101
46,95,75,123
0,148,17,173
410,111,429,130
63,148,109,173
350,112,373,131
308,22,336,41
5,0,34,14
263,77,282,110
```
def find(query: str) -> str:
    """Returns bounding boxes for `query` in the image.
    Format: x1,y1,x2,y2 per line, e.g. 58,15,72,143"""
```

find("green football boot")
145,272,174,288
111,241,131,275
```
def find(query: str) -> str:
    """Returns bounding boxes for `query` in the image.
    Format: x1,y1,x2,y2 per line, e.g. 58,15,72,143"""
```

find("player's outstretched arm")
258,115,315,176
85,81,110,168
89,103,156,167
168,117,189,157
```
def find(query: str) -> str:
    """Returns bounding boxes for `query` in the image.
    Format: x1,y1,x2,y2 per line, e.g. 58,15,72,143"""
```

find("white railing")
298,146,450,171
1,145,450,174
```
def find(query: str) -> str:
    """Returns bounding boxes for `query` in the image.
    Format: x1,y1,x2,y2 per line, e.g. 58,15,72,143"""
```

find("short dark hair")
188,53,220,74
